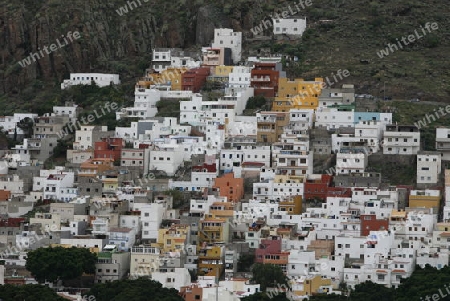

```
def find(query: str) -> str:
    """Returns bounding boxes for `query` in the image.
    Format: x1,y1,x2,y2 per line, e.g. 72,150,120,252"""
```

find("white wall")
62,73,120,89
273,18,307,35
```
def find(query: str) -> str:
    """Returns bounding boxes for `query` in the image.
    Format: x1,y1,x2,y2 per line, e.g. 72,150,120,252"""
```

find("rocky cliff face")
0,0,252,94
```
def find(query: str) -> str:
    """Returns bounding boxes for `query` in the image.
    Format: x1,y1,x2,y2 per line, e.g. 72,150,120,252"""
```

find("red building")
250,63,280,97
360,214,389,236
304,175,333,201
182,67,210,92
0,217,25,227
94,138,123,161
255,236,282,263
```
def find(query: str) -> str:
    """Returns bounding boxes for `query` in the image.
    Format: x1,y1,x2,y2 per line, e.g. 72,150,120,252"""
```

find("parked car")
408,98,420,102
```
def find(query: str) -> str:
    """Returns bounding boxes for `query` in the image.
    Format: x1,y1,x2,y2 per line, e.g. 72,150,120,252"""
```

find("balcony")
258,128,274,132
201,226,222,231
257,117,277,123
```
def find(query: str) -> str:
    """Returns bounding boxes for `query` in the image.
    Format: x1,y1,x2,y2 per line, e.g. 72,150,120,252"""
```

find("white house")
140,203,165,241
145,144,185,177
335,148,368,175
383,125,420,155
220,145,270,173
108,227,136,251
228,66,252,88
73,126,110,151
227,116,257,137
417,151,441,185
152,268,192,291
273,18,307,36
53,105,78,123
315,108,354,130
61,73,120,89
151,48,172,72
211,28,242,64
120,215,141,234
436,127,450,160
288,109,314,131
60,237,106,251
33,168,76,201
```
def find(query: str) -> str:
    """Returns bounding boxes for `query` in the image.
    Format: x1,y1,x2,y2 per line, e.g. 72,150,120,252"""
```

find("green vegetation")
251,263,289,291
26,247,97,283
0,284,66,301
245,95,268,110
237,253,255,272
155,98,183,118
164,189,186,209
86,278,184,301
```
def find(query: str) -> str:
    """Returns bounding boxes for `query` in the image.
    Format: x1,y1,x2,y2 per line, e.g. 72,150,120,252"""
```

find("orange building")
213,172,244,203
79,158,115,177
179,284,204,301
0,190,11,201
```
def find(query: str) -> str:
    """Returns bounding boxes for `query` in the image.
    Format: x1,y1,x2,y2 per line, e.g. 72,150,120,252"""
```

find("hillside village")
0,25,449,301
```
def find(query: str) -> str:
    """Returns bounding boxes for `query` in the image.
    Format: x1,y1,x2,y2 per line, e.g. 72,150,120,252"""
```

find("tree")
86,278,184,301
26,247,97,283
0,284,66,301
245,95,267,110
237,253,255,272
251,263,288,291
17,117,34,138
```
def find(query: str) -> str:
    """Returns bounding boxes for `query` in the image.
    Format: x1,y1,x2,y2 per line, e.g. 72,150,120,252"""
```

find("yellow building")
209,202,235,219
214,66,234,77
278,78,304,98
273,78,324,111
198,245,224,277
279,195,302,215
136,67,187,90
409,191,441,212
162,67,187,90
256,111,290,143
198,216,230,246
290,275,332,298
436,222,450,231
155,224,190,253
445,169,450,186
130,245,161,278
